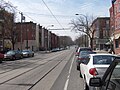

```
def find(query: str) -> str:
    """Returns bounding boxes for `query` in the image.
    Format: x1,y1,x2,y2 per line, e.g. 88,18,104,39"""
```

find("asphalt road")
0,47,84,90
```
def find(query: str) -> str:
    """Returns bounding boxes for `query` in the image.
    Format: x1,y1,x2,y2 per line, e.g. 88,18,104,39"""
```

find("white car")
80,53,117,90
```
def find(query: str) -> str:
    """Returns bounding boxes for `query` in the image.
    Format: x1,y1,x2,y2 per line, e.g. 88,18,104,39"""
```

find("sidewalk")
35,50,51,54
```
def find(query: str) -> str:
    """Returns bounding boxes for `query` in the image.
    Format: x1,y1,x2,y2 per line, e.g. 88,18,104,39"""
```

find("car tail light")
4,54,6,58
78,58,85,60
89,68,98,76
76,52,79,56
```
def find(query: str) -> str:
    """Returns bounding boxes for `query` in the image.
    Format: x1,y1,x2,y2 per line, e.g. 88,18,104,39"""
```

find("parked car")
4,50,23,60
89,56,120,90
76,51,96,70
51,48,60,52
75,47,92,56
0,53,4,63
80,53,117,90
22,50,34,57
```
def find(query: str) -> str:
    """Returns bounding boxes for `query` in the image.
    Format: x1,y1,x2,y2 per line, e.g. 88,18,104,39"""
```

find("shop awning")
115,33,120,39
105,42,111,45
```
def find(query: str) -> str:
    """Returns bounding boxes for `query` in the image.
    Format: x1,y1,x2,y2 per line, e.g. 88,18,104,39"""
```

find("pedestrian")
18,48,20,51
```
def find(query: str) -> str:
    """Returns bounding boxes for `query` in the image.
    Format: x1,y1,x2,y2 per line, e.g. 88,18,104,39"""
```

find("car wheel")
77,66,80,71
84,78,89,90
13,57,16,60
79,71,82,78
21,55,23,59
0,60,2,63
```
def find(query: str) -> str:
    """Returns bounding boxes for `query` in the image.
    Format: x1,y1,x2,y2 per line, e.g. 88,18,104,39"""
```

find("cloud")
3,0,111,40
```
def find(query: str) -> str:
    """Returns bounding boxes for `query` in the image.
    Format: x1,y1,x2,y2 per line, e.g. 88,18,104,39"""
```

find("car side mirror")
89,77,102,87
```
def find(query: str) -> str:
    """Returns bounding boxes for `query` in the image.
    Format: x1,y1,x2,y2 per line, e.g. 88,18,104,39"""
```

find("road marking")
64,55,74,90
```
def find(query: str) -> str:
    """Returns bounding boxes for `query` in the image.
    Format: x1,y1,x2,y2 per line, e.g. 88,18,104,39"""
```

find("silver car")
22,50,34,58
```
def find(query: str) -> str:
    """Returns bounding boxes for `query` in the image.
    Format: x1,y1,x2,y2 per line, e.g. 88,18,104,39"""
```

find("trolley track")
0,51,67,75
0,50,73,89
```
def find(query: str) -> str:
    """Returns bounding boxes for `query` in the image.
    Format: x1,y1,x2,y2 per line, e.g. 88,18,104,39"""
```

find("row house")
51,33,59,49
14,21,59,51
110,0,120,54
0,9,60,52
91,17,110,50
15,21,36,51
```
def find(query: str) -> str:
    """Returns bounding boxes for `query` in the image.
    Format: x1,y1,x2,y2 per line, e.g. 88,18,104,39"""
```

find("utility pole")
112,0,116,54
19,12,25,51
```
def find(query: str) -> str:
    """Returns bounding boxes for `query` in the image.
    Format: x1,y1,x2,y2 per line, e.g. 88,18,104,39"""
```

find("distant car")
80,53,117,90
76,51,96,70
51,48,60,52
0,53,4,63
89,56,120,90
75,47,92,56
4,50,23,60
22,50,34,57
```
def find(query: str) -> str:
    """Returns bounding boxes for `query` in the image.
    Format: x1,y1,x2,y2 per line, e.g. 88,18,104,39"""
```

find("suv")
89,56,120,90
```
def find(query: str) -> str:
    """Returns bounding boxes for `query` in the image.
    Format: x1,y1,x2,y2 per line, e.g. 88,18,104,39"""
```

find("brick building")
15,21,60,51
110,0,120,54
91,17,110,50
15,21,36,51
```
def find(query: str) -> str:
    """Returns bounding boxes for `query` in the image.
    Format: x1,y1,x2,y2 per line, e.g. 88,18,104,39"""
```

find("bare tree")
59,36,74,48
0,1,17,50
70,15,95,49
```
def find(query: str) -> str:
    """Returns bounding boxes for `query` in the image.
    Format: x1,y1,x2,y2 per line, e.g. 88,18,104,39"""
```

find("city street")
0,47,84,90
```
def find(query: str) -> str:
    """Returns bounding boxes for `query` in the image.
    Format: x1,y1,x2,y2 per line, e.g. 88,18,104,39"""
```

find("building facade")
110,0,120,54
91,17,110,50
15,21,36,51
14,22,60,51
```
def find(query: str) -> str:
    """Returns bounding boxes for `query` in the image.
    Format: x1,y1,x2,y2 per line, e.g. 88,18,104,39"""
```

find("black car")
4,50,23,60
76,51,96,70
75,47,92,56
89,56,120,90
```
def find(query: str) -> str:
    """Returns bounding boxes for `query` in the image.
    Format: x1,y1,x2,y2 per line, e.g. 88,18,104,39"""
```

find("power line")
49,28,71,30
1,0,69,30
41,0,65,30
1,0,39,23
23,12,75,17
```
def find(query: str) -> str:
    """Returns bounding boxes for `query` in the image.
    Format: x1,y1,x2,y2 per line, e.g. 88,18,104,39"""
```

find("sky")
3,0,112,40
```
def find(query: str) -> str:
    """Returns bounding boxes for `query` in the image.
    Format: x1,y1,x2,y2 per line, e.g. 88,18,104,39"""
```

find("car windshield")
22,50,29,52
79,48,92,52
6,51,15,54
93,55,115,65
80,51,95,58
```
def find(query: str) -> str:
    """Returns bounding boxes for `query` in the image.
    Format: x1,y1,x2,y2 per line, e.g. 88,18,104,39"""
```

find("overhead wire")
1,0,39,23
41,0,65,30
2,0,69,29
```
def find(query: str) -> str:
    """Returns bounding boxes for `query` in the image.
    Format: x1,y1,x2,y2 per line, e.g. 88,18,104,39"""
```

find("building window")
115,39,119,48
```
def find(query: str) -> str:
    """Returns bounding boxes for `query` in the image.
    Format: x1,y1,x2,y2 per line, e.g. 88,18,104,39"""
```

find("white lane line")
64,55,74,90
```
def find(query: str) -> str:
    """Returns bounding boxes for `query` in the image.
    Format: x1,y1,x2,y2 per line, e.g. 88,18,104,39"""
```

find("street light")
46,25,54,29
75,14,88,47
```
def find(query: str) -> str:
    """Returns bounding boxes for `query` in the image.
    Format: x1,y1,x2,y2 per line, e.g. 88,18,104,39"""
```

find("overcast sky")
4,0,112,40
